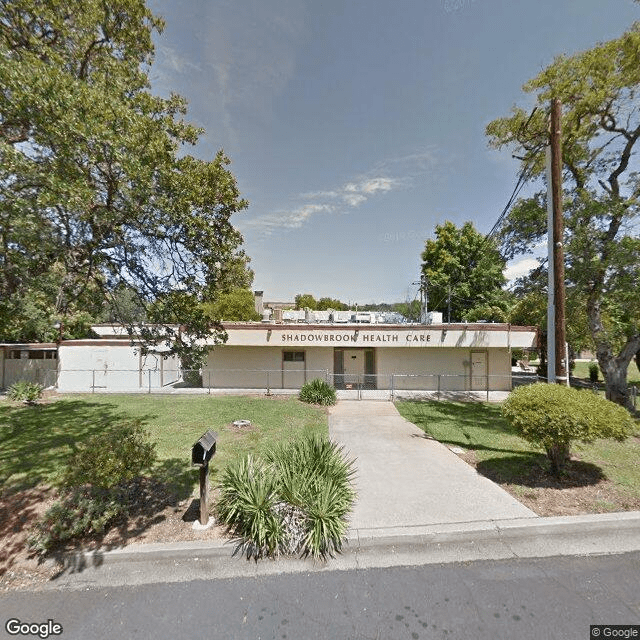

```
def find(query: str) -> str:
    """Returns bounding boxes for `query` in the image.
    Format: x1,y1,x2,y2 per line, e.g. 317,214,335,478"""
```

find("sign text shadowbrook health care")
281,333,432,343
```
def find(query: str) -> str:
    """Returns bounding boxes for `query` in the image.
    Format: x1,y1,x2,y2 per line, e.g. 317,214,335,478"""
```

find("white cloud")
242,203,335,234
343,193,368,207
299,190,340,199
370,149,441,177
504,257,540,282
158,45,202,73
244,151,439,234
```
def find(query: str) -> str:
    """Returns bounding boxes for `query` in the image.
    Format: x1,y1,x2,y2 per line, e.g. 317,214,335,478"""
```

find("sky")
147,0,639,305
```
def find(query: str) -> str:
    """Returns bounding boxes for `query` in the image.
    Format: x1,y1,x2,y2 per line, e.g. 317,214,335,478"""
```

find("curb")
55,511,640,569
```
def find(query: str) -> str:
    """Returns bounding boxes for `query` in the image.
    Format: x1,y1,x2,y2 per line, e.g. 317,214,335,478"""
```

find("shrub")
299,378,337,406
501,383,633,475
29,421,157,553
28,486,127,553
60,420,157,489
182,369,203,387
589,362,600,383
7,380,43,404
216,436,356,559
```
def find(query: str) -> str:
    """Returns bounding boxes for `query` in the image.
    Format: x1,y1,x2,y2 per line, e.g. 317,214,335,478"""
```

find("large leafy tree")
486,26,640,409
0,0,250,354
202,289,260,322
421,221,508,322
316,297,348,311
294,294,318,310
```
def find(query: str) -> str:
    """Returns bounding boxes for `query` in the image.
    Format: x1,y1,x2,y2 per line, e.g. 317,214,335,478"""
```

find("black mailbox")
192,430,217,466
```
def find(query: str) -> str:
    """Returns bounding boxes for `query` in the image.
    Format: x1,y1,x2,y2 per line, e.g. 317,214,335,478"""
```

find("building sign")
280,331,433,344
217,325,537,349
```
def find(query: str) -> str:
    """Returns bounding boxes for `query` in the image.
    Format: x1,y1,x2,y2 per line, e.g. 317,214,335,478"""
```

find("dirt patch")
456,448,640,516
0,480,227,592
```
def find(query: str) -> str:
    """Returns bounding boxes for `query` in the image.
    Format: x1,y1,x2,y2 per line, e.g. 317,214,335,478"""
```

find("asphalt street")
2,552,639,640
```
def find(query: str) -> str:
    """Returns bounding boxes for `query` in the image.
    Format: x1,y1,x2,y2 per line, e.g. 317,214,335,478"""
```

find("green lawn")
0,394,328,495
571,360,640,384
395,399,640,509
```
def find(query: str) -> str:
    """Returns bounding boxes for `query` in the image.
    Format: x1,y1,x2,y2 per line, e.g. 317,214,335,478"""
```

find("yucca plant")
216,455,283,559
299,378,337,406
217,436,356,560
303,477,354,557
7,380,44,404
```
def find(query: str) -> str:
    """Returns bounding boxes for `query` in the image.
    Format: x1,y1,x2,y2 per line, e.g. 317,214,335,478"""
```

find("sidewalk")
328,400,536,531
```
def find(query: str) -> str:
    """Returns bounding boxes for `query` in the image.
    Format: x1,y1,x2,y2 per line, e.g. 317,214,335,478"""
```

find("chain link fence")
21,367,637,408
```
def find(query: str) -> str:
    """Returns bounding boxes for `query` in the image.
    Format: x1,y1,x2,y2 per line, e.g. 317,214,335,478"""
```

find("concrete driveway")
329,401,536,531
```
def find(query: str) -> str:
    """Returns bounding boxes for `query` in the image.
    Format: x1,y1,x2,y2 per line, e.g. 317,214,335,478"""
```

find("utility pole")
447,286,451,324
412,275,428,324
549,98,567,384
421,274,428,323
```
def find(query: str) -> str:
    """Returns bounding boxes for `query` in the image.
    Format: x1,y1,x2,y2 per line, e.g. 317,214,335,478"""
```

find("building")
22,319,536,395
57,325,180,392
202,322,537,392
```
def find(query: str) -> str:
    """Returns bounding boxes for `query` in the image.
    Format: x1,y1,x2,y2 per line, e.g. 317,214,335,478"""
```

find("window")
283,351,305,362
8,350,22,359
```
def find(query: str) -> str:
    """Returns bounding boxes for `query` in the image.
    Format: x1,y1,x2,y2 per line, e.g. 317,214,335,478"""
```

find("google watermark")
591,626,640,639
5,619,63,638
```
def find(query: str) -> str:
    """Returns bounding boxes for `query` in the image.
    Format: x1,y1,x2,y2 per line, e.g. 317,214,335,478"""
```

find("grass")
395,399,640,505
571,360,640,384
0,394,328,495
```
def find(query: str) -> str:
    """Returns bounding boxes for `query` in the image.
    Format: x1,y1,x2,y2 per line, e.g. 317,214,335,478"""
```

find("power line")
486,161,536,242
486,107,542,243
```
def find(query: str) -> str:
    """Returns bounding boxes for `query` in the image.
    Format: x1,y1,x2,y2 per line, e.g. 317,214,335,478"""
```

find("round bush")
60,420,157,489
299,378,337,406
588,362,600,383
502,383,633,474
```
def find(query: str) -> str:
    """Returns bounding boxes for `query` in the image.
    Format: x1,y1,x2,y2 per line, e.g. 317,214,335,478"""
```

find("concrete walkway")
329,400,536,531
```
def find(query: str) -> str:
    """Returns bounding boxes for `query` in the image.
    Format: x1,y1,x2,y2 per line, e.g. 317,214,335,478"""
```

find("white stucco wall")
204,344,512,391
58,343,141,391
377,348,511,391
58,342,181,392
204,346,333,389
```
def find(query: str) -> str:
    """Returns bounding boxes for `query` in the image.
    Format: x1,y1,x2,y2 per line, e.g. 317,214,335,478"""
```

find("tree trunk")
602,356,636,411
587,288,639,411
546,442,570,476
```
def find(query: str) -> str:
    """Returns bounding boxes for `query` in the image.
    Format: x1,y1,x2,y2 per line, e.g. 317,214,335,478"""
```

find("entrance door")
343,349,364,388
471,351,487,391
333,348,376,389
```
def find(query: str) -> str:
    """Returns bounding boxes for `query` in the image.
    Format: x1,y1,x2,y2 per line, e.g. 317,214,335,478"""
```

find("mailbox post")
191,430,217,526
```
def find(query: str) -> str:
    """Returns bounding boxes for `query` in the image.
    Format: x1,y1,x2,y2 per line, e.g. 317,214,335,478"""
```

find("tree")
294,294,318,310
316,297,347,311
507,268,592,370
393,300,421,322
0,0,249,355
420,221,508,322
97,284,148,325
202,289,260,322
486,26,640,408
